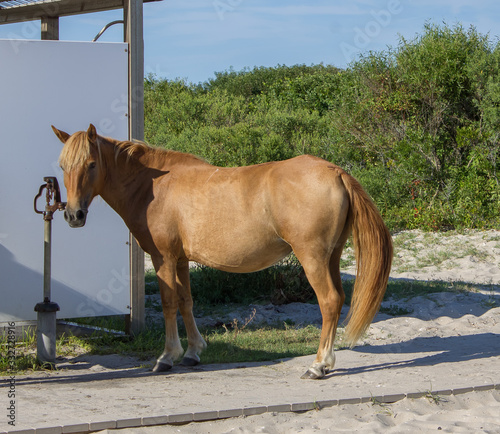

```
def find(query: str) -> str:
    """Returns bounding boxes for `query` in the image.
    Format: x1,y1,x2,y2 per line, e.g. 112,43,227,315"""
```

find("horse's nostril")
64,210,71,221
76,210,85,220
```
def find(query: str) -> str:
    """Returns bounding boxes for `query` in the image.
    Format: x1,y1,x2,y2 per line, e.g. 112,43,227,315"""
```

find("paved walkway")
2,329,499,433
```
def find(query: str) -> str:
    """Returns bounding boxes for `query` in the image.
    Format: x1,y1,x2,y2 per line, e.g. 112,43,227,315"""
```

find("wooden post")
125,0,146,335
41,16,59,40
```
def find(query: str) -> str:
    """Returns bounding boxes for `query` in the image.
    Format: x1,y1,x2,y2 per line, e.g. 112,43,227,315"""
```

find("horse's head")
52,124,105,228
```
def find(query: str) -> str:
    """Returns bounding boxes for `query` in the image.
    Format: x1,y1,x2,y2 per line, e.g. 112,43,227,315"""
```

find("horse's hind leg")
176,261,207,366
295,244,346,380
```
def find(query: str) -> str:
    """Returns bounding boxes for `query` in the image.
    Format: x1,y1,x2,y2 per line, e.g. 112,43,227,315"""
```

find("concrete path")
2,329,499,433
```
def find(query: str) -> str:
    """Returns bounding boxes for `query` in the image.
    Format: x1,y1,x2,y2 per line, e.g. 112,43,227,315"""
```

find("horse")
52,124,393,379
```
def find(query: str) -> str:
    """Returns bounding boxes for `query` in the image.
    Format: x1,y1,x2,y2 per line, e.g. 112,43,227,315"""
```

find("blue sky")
1,0,498,84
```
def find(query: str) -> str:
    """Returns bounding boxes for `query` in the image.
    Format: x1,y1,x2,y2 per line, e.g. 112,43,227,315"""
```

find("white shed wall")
0,39,130,321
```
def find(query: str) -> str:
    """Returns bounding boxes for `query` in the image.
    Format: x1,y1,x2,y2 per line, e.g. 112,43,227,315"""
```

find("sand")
110,390,500,433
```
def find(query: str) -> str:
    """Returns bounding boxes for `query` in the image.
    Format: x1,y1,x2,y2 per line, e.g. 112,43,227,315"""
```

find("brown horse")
53,124,392,379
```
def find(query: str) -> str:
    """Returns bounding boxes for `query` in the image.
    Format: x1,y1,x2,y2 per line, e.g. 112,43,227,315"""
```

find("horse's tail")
340,171,393,347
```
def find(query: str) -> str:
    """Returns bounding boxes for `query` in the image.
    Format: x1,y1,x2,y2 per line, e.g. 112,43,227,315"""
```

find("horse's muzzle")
64,208,88,228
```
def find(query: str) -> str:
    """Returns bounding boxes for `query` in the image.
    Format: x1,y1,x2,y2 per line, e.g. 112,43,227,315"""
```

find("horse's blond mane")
113,139,207,166
59,130,206,170
114,139,153,162
59,131,94,171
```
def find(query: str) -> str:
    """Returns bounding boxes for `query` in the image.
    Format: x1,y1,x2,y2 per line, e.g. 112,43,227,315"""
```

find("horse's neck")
98,142,159,234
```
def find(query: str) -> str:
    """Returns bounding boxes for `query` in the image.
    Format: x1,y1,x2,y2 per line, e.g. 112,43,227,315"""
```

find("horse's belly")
186,231,292,273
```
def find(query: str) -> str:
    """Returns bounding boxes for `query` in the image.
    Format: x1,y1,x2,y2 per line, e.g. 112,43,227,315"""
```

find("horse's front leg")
152,258,184,372
176,261,207,366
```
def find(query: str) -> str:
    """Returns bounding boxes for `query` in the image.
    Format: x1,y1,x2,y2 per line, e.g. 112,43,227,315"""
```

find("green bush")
189,256,314,306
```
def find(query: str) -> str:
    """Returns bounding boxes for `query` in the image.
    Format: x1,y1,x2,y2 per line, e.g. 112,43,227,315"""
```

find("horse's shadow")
9,353,279,386
9,332,500,385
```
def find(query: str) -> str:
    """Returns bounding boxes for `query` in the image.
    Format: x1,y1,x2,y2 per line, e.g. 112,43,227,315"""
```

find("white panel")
0,40,130,321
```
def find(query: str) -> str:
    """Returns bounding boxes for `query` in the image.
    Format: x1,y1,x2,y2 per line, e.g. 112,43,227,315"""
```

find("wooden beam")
0,0,161,25
41,16,59,40
1,0,123,24
124,0,145,335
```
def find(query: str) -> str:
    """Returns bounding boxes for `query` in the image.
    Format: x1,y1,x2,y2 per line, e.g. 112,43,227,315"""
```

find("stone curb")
3,384,498,434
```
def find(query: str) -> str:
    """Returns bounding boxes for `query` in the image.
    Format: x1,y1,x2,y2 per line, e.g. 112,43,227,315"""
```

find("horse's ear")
87,124,97,144
51,126,70,144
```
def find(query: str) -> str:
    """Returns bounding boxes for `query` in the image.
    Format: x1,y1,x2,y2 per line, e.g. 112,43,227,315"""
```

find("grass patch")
200,323,322,365
462,246,491,261
68,315,128,333
392,230,495,273
384,279,475,301
340,239,355,269
0,331,39,374
392,231,420,248
77,321,324,366
0,351,38,373
416,250,455,269
425,390,446,405
483,233,500,242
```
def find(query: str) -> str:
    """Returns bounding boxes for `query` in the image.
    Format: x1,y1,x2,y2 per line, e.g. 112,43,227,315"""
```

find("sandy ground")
111,390,500,433
132,230,500,433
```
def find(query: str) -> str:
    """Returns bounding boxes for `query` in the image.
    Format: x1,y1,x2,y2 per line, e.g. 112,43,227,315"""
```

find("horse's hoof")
300,369,324,380
152,361,172,373
180,357,200,367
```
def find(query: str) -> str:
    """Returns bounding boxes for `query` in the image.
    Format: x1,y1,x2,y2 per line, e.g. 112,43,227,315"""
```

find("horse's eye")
89,162,97,170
